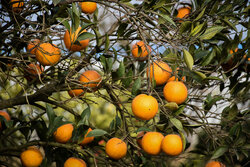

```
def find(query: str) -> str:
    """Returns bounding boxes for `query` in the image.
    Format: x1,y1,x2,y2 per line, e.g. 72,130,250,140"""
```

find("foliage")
0,0,249,166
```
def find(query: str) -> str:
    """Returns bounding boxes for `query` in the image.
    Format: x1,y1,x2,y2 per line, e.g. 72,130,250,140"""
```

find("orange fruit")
205,161,224,167
64,157,87,167
161,134,183,156
141,132,164,155
80,128,94,145
177,7,191,19
27,39,40,55
64,27,89,52
79,70,102,90
53,124,74,143
132,41,151,61
80,2,97,14
26,63,43,77
36,43,61,66
0,111,11,130
222,48,238,71
11,0,24,13
20,147,43,167
147,61,172,86
68,89,84,98
105,137,127,160
132,94,159,120
163,81,188,105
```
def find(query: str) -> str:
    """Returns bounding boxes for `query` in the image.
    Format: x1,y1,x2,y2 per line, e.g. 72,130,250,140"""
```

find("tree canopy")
0,0,249,166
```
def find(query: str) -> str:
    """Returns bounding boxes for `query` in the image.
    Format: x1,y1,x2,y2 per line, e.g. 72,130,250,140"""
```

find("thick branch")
0,81,59,109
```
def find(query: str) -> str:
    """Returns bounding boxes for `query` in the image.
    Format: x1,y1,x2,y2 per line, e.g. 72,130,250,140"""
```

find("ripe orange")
132,94,159,120
161,134,183,156
0,111,11,130
221,48,238,72
36,43,61,66
68,89,84,98
11,0,24,13
132,41,151,61
80,128,94,145
176,7,191,19
53,124,74,143
105,137,127,160
64,27,89,52
163,81,188,105
79,70,102,90
205,161,224,167
27,39,40,55
20,147,43,167
147,61,172,86
141,132,164,155
26,63,43,77
80,2,97,14
64,157,87,167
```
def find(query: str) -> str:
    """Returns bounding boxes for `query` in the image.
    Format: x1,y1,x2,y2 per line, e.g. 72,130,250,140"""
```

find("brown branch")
0,81,59,110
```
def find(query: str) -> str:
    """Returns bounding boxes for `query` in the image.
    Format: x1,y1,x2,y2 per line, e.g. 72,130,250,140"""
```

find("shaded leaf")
159,13,176,27
211,146,228,159
170,117,184,131
200,26,225,40
194,7,206,21
183,49,194,70
86,129,107,137
132,78,141,95
78,107,91,126
190,23,205,37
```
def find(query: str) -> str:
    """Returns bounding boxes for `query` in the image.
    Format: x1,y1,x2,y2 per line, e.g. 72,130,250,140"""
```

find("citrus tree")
0,0,249,166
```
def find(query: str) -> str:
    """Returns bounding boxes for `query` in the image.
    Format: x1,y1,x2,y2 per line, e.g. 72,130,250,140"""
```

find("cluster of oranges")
138,132,183,156
131,41,188,121
24,1,98,80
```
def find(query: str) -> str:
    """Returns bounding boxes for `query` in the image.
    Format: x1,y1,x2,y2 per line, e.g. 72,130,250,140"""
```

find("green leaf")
190,23,205,37
201,50,216,66
46,103,55,125
71,3,80,32
165,102,178,111
200,26,225,40
78,107,91,126
194,71,206,79
183,49,194,70
117,61,125,78
122,68,133,88
194,7,206,21
221,18,237,32
174,105,185,116
159,13,176,27
53,0,63,6
170,117,184,131
57,18,70,31
117,23,128,37
179,21,192,34
132,78,141,95
46,116,65,137
77,32,95,41
109,115,121,131
162,52,178,63
100,55,106,71
179,131,186,151
106,58,113,73
211,146,228,159
86,129,107,137
136,127,151,133
105,34,110,52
